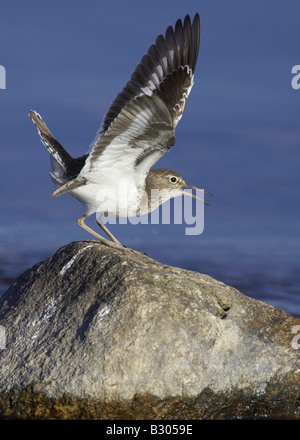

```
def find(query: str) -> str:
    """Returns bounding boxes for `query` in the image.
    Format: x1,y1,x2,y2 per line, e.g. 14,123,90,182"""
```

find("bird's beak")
181,183,212,206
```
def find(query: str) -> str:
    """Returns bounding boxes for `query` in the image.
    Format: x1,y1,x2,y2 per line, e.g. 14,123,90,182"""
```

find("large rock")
0,240,299,419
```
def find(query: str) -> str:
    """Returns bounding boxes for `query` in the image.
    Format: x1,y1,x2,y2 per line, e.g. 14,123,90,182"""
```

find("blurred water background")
0,0,299,318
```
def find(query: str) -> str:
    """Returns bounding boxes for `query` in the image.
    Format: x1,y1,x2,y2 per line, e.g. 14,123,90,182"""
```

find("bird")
29,13,210,250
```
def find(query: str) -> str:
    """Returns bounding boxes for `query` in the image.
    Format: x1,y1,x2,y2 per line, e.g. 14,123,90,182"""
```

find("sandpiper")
29,13,210,249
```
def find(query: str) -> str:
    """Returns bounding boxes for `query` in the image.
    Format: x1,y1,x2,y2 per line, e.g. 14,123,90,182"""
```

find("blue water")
0,0,299,319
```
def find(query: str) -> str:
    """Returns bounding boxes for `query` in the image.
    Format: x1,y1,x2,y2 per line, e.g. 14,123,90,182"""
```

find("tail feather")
29,110,87,192
29,110,73,173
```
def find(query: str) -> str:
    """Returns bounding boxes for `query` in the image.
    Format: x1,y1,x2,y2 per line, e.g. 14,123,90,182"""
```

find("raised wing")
100,13,200,135
52,14,200,198
83,93,175,183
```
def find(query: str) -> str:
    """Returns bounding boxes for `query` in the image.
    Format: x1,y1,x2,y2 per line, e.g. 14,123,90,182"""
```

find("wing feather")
82,94,175,182
98,13,200,135
53,14,200,198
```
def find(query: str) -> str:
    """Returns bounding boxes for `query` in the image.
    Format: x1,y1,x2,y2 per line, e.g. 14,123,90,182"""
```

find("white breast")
70,175,143,218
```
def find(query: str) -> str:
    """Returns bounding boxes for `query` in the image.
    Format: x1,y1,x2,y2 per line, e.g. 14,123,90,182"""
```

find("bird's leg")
77,215,123,249
98,223,124,246
96,214,123,246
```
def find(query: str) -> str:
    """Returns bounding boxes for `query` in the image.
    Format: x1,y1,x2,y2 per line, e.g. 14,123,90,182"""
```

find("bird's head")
146,168,211,206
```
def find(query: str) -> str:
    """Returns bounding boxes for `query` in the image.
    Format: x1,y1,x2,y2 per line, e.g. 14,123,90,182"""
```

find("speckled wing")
100,13,200,134
82,93,175,182
52,14,200,198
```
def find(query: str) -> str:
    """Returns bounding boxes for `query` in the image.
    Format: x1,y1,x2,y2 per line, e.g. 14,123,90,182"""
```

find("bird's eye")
169,176,178,184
